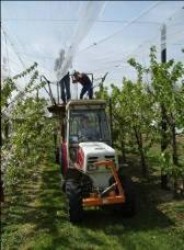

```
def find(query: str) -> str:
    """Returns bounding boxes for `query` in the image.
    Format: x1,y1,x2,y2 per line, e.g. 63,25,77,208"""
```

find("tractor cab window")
69,110,111,145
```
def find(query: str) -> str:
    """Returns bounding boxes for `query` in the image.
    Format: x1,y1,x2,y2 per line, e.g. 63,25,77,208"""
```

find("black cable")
79,1,161,52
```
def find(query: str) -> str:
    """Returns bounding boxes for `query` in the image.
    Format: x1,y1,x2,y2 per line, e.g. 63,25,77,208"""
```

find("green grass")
1,161,184,250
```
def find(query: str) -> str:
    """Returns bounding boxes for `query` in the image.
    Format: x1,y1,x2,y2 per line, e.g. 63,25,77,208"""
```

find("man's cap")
71,70,80,76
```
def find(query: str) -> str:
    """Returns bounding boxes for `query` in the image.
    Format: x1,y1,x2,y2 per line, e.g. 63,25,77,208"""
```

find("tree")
1,63,56,202
148,46,184,192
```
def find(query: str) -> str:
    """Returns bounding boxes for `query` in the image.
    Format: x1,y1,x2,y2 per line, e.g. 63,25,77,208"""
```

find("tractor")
48,99,136,223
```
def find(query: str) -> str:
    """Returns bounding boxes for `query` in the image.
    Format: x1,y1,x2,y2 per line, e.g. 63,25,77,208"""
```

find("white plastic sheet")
55,1,106,81
1,1,184,96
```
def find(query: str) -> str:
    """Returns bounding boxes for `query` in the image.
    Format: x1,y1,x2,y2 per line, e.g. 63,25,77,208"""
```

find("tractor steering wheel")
78,134,88,141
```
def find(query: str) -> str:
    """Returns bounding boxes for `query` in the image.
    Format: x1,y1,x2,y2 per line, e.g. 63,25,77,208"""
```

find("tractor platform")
47,103,66,115
47,99,106,115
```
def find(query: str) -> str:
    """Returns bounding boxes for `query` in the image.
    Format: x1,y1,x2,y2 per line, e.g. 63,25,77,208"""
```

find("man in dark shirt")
72,71,93,99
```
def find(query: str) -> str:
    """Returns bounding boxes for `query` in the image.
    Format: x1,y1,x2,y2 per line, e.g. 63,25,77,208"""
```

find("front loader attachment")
82,160,125,207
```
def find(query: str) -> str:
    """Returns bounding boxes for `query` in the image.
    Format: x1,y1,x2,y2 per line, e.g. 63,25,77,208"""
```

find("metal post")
109,98,113,147
161,24,166,63
57,81,60,104
160,23,169,189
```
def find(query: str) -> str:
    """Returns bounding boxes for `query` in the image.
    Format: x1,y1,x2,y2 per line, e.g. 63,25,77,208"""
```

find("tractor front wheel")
65,180,83,223
119,176,137,217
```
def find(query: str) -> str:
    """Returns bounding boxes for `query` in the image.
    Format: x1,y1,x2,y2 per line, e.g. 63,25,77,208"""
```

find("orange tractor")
48,99,136,223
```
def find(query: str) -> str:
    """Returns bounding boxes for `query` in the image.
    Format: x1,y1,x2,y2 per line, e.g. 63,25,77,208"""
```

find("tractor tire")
119,176,137,217
109,175,137,217
65,180,83,223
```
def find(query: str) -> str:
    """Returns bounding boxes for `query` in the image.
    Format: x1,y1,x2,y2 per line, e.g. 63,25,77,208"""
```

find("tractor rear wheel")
65,170,83,223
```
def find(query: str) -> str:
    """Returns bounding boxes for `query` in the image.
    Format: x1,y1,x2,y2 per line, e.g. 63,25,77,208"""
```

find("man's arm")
72,75,78,83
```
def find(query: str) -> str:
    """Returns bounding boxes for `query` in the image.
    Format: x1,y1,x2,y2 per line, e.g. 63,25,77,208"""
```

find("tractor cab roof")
47,99,106,115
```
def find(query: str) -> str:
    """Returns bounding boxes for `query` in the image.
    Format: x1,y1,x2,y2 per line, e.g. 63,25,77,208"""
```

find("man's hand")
72,76,78,83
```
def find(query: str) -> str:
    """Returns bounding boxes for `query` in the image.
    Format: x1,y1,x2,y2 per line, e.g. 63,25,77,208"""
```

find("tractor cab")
67,100,112,146
48,99,113,176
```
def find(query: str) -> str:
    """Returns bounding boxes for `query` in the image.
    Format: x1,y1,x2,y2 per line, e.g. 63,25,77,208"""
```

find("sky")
1,1,184,101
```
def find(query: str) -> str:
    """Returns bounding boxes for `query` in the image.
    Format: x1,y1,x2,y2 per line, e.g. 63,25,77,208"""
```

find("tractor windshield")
69,110,111,145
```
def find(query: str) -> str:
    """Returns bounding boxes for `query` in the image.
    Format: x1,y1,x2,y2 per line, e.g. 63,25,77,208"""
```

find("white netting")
1,1,184,98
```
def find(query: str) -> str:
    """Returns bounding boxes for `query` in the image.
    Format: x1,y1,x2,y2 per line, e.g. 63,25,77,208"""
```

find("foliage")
147,46,184,186
1,63,56,200
95,46,184,185
3,97,55,189
1,62,38,108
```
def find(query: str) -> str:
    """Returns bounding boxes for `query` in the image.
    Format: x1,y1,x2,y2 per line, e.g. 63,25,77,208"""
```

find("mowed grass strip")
1,161,184,250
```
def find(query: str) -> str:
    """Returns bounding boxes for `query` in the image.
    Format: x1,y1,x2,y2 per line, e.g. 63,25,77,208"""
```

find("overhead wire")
19,52,56,60
2,25,56,81
2,26,26,69
92,28,161,74
2,25,53,81
1,27,46,107
2,18,162,25
79,2,183,55
2,29,11,76
79,1,162,53
88,4,184,76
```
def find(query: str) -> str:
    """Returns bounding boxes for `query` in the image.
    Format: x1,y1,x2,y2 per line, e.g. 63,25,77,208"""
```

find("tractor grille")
87,155,115,171
105,155,115,161
87,156,98,171
88,156,99,161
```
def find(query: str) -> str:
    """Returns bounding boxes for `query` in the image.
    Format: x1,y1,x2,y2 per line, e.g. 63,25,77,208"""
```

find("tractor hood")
79,142,115,157
78,142,117,187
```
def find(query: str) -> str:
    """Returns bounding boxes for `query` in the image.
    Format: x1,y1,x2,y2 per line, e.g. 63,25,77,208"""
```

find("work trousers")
59,73,71,103
80,83,93,99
